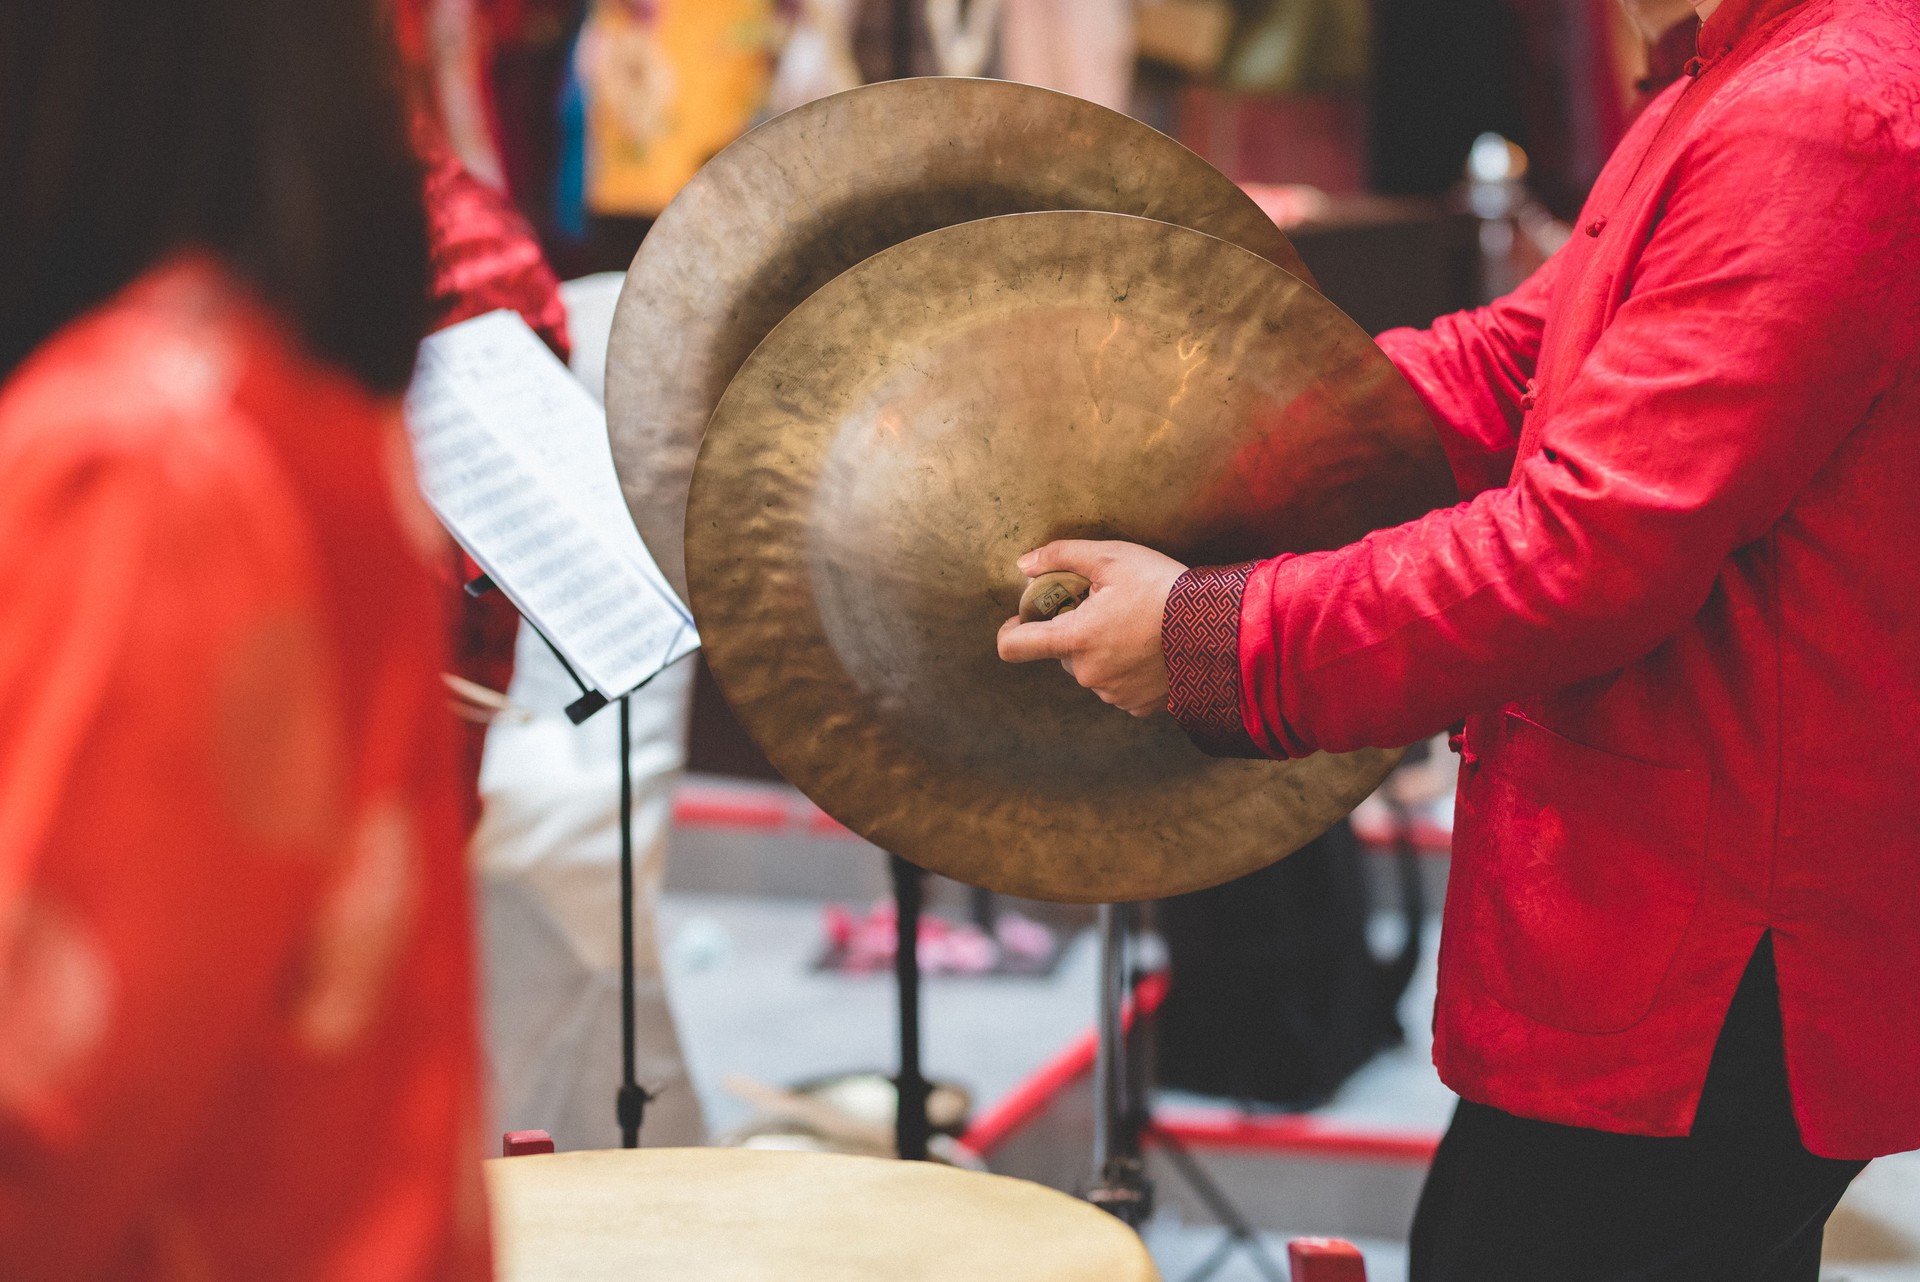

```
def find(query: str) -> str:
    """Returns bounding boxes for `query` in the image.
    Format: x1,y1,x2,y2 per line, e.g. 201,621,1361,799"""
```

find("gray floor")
1144,1219,1409,1282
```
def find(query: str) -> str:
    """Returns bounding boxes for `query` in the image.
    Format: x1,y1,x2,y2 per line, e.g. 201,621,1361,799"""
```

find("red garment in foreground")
1164,0,1920,1158
420,132,572,825
0,260,488,1280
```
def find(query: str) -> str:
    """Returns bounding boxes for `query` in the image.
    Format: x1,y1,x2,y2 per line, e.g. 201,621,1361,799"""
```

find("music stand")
466,574,680,1149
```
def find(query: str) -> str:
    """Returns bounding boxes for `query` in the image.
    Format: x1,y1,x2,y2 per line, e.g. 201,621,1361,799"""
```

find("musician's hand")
996,540,1187,717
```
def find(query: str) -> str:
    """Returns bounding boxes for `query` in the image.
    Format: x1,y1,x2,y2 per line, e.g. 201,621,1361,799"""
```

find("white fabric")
926,0,1006,77
999,0,1136,113
554,273,624,405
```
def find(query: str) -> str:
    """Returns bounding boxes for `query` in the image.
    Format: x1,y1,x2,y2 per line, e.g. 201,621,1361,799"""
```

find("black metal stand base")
1089,904,1285,1282
890,854,933,1160
1149,1124,1287,1282
615,695,652,1148
1087,1154,1155,1228
1088,904,1155,1222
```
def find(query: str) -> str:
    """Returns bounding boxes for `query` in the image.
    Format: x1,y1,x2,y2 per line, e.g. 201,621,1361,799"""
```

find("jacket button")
1585,216,1608,238
1684,56,1704,77
1520,380,1538,411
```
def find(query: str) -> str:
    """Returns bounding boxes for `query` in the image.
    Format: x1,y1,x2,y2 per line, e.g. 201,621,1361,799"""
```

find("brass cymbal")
606,76,1313,600
684,212,1454,902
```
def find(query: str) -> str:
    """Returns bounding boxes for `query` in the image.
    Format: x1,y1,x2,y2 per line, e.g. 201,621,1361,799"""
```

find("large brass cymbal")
684,212,1454,902
607,77,1312,600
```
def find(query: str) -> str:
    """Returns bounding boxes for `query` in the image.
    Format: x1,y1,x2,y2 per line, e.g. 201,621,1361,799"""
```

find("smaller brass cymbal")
684,211,1455,902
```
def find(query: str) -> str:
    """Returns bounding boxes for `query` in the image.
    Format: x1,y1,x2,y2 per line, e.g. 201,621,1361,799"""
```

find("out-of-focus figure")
394,2,708,1152
408,0,511,187
579,0,781,220
1218,0,1370,94
397,0,577,824
768,0,865,115
927,0,1005,77
0,3,488,1279
1000,0,1135,111
1620,0,1706,106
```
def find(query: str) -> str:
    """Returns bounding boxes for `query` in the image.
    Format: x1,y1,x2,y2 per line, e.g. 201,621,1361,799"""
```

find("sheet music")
406,310,697,699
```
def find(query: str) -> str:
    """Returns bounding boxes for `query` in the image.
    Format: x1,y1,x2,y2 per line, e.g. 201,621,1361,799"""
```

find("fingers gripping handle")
1018,572,1092,622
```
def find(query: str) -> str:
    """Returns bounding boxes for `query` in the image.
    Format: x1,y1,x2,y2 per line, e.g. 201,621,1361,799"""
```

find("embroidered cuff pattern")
1162,562,1263,758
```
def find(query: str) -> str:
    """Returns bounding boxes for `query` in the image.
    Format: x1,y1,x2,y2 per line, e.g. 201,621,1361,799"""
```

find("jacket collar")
1698,0,1808,59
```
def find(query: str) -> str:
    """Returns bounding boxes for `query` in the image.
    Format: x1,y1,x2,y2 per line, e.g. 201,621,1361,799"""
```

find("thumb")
1017,539,1116,582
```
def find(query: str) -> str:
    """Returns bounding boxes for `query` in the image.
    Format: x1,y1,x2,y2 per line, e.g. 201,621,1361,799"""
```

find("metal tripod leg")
1150,1124,1288,1282
890,854,932,1160
1089,896,1283,1281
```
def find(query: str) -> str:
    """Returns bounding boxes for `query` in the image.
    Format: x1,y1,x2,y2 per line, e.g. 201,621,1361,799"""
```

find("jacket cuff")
1162,562,1264,758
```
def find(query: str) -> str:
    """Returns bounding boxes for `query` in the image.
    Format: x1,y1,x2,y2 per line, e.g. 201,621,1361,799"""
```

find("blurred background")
447,0,1657,301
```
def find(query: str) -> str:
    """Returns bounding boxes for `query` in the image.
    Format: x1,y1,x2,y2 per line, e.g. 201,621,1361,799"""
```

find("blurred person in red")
394,0,574,828
0,3,490,1279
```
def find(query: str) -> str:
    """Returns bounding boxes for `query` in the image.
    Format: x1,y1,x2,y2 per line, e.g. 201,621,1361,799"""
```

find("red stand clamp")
502,1129,556,1157
1287,1237,1368,1282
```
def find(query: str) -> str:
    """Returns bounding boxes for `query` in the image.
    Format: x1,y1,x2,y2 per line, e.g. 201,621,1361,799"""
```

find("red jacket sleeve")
1166,74,1920,759
1375,250,1562,501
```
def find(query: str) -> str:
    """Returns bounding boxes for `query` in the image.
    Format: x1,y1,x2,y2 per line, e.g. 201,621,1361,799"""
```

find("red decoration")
503,1129,557,1156
1288,1238,1369,1282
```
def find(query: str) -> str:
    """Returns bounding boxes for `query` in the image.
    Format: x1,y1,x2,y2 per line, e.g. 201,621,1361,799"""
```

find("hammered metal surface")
684,212,1454,902
607,76,1312,599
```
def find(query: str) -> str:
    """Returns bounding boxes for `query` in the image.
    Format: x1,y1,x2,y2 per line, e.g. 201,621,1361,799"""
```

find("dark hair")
0,0,430,392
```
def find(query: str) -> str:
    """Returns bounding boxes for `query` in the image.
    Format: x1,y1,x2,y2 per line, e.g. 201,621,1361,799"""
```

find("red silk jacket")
0,261,488,1279
1163,0,1920,1159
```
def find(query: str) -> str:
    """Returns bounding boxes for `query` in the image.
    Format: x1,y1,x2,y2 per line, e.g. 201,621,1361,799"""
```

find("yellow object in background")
582,0,778,218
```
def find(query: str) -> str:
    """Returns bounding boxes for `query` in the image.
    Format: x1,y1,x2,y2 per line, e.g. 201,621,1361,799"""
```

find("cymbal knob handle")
1018,572,1092,623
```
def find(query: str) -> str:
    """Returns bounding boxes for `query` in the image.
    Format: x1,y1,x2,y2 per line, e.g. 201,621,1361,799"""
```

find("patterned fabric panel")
1162,561,1262,758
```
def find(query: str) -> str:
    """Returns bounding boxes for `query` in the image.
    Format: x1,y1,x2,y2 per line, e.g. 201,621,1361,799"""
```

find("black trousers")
1410,937,1867,1281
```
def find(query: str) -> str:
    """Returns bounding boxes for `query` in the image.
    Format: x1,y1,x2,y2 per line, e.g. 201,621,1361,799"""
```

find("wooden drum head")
486,1148,1161,1281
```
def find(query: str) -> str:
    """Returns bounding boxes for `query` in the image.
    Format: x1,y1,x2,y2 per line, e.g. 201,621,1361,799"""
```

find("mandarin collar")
1698,0,1808,61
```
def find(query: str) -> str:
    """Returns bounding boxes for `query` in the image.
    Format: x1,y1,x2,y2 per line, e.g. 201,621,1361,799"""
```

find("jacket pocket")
1456,712,1711,1034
